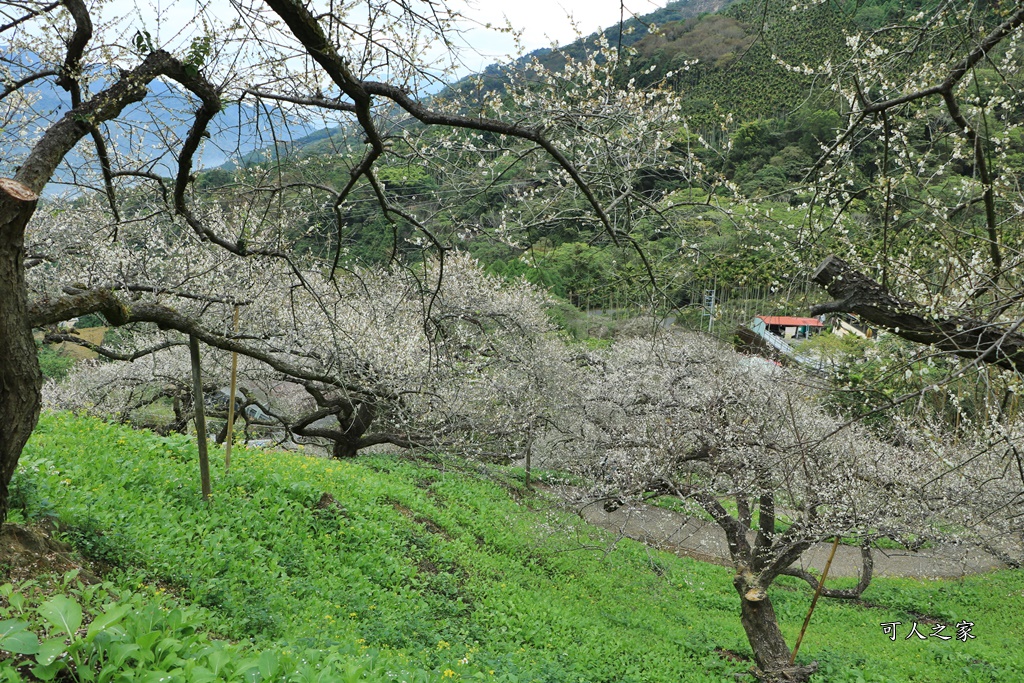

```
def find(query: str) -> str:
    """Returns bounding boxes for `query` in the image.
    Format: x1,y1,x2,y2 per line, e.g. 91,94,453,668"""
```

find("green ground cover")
3,413,1022,682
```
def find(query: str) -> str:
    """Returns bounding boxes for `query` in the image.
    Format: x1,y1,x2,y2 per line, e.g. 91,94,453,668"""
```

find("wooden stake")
790,536,841,666
189,335,212,501
224,305,240,472
525,435,533,488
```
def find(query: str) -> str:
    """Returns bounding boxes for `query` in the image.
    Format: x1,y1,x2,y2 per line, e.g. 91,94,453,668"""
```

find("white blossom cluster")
550,333,1021,561
33,199,560,455
791,3,1024,323
413,38,687,250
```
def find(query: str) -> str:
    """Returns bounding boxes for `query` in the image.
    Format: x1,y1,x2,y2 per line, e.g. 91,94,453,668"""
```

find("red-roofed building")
753,315,824,340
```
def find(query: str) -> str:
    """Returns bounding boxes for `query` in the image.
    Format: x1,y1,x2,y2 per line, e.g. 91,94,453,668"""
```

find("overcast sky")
100,0,668,74
450,0,667,68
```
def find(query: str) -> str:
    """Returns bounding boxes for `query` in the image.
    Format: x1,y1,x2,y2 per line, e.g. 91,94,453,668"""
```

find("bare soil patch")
0,523,99,584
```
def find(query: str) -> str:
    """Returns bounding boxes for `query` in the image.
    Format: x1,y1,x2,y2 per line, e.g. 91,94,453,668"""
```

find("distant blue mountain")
3,57,334,190
5,0,733,189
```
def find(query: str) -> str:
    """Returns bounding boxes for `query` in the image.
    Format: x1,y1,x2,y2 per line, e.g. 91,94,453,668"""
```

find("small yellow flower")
443,670,456,678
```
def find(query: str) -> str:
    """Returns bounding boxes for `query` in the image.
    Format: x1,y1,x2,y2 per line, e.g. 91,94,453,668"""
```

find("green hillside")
2,414,1022,682
215,0,900,308
452,0,736,95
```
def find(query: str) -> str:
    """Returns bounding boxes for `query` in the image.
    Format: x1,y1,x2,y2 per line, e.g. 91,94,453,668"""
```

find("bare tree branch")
780,545,874,599
0,0,59,34
42,333,186,361
243,88,357,113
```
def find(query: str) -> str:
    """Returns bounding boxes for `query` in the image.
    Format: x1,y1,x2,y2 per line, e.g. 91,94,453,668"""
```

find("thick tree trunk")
734,573,818,681
811,255,1024,373
331,438,359,459
171,394,190,434
0,179,43,525
734,574,791,673
188,335,212,501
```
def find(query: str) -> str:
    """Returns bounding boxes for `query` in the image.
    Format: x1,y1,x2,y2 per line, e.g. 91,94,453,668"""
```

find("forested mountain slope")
236,0,963,306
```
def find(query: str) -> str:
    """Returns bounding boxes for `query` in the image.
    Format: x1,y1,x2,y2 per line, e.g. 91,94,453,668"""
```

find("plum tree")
558,333,1020,679
0,0,656,523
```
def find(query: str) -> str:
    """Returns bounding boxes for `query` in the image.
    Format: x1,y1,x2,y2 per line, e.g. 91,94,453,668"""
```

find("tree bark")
188,335,212,501
811,255,1024,373
171,393,190,434
331,438,359,459
0,45,223,523
736,582,790,672
0,179,43,525
734,573,817,681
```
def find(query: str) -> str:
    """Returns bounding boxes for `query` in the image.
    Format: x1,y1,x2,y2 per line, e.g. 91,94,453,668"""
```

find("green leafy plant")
8,413,1023,682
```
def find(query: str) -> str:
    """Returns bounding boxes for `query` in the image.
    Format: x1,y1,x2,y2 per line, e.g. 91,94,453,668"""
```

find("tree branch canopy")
260,0,615,237
810,256,1024,373
42,333,185,362
14,49,219,196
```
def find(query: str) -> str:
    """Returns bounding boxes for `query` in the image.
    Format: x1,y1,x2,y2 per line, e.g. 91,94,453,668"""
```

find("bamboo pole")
224,305,240,472
789,536,841,665
189,335,212,501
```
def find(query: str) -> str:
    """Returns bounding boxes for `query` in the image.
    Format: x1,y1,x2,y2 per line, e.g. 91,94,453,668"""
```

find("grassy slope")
6,413,1023,682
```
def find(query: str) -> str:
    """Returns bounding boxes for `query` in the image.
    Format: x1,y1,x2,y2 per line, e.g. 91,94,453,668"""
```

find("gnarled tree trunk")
697,491,820,681
811,255,1024,373
0,179,43,525
734,573,792,673
733,571,820,681
331,437,360,459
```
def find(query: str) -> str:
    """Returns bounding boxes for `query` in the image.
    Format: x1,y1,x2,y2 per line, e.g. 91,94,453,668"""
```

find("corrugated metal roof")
757,316,824,327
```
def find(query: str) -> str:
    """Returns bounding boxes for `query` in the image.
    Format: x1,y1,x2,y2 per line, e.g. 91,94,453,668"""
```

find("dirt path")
578,501,1008,579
